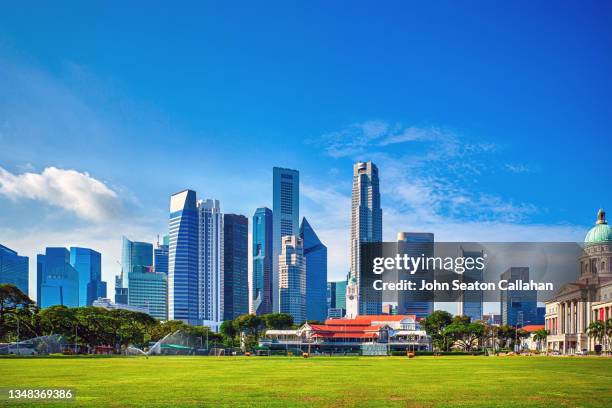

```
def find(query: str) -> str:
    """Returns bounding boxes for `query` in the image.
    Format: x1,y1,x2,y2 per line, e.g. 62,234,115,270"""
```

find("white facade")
197,199,224,325
279,236,306,324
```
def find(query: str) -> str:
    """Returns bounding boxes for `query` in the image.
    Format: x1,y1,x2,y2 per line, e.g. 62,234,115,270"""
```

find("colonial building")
545,209,612,353
260,315,431,354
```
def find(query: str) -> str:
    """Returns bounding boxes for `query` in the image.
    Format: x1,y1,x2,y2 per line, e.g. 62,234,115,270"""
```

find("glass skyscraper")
128,270,167,320
70,247,106,306
197,198,223,326
279,236,306,324
300,217,327,322
154,235,169,275
396,232,434,318
327,279,347,317
458,248,484,323
223,214,249,321
122,237,153,280
347,161,382,317
0,244,29,295
37,247,79,308
252,207,273,315
169,189,199,324
272,167,299,312
501,267,538,326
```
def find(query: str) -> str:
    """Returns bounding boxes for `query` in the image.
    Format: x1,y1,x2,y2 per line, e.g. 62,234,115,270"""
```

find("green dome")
585,208,612,245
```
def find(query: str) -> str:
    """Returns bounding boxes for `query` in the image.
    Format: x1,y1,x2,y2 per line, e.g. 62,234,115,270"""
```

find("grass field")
1,356,611,407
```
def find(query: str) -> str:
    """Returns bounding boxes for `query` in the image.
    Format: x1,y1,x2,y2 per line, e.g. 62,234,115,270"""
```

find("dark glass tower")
0,244,29,296
252,207,273,315
223,214,249,321
37,247,79,308
300,217,327,322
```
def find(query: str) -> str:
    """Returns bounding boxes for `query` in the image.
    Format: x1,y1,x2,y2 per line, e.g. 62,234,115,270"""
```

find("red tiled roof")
522,325,545,333
324,314,415,326
312,332,378,339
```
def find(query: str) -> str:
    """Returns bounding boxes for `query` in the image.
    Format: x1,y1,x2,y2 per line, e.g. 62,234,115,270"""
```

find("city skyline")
2,2,612,300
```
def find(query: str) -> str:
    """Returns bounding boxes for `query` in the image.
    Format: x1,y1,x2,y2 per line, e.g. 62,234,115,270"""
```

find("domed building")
545,209,612,354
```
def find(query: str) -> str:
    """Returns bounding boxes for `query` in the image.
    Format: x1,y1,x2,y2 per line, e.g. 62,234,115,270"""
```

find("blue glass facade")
154,241,169,275
122,237,153,283
327,280,347,310
169,189,199,324
396,232,434,318
252,207,273,315
272,167,299,312
500,267,538,326
300,217,327,322
223,214,249,320
70,247,106,306
0,244,29,295
128,271,167,320
37,247,79,308
460,249,484,323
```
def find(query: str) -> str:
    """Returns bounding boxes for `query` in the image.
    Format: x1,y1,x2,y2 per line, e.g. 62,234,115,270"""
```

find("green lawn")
1,356,611,407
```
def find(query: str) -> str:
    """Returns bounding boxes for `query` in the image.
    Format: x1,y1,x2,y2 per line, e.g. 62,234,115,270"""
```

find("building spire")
597,208,607,225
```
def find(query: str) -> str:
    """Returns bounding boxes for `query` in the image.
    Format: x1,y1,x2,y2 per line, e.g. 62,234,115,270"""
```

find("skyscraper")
122,237,154,280
198,199,223,326
327,279,347,317
272,167,299,312
279,235,306,324
300,217,327,322
70,247,106,306
500,267,538,327
457,248,484,323
396,232,434,318
252,207,273,315
0,244,28,295
128,270,168,320
169,189,199,324
223,214,249,321
347,161,382,317
37,247,79,308
154,235,169,275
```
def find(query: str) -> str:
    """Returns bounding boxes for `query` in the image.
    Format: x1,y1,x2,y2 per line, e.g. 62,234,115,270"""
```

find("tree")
421,310,454,351
532,329,549,352
262,313,293,330
0,284,35,340
444,318,485,351
220,320,238,347
587,320,605,350
234,314,264,336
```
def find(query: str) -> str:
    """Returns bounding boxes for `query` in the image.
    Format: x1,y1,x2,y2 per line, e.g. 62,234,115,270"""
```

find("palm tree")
587,321,605,352
532,329,549,352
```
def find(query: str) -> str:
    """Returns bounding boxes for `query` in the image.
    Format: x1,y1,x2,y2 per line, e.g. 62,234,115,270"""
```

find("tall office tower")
327,279,347,317
300,217,327,321
252,207,273,315
70,247,106,306
457,248,484,322
0,244,29,295
279,236,306,324
122,237,153,279
198,199,224,326
128,270,168,320
396,232,435,318
272,167,299,312
154,235,169,275
114,276,128,305
347,161,382,317
500,267,538,327
223,214,249,321
169,190,199,324
37,247,79,308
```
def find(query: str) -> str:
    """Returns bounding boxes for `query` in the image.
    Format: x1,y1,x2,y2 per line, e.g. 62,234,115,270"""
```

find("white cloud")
505,163,531,173
0,166,121,222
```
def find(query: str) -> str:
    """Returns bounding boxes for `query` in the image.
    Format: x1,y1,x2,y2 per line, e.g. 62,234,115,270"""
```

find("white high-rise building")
197,199,224,327
347,161,382,317
279,235,306,324
272,167,299,312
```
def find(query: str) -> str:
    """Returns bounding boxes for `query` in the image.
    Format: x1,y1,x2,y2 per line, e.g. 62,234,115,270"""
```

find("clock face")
348,295,355,300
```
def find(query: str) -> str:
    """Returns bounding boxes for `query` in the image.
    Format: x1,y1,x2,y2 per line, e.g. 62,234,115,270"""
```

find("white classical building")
545,209,612,353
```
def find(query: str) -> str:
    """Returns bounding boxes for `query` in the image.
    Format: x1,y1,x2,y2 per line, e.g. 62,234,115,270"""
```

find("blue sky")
1,1,611,298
